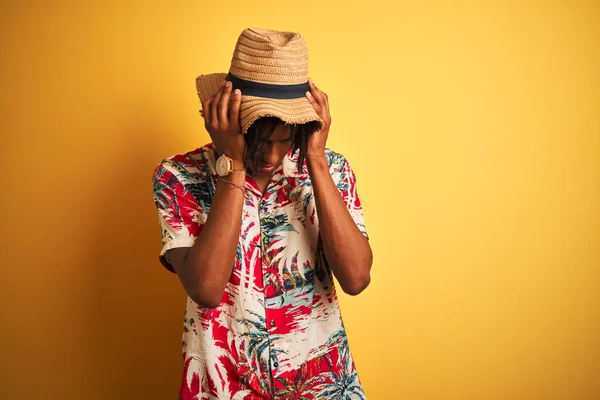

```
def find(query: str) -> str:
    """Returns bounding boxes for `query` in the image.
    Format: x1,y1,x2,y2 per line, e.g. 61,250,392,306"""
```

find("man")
152,28,372,399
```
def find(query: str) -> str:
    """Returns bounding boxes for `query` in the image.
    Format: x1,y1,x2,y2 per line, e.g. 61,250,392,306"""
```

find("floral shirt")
152,143,369,399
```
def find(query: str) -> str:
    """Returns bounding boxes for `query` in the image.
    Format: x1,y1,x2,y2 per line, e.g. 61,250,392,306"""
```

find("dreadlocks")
244,117,321,176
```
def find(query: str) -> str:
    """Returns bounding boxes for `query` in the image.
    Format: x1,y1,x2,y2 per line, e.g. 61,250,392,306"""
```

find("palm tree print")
311,370,365,400
307,329,365,399
153,165,184,229
162,158,215,212
260,213,297,250
274,361,327,399
152,145,368,399
236,310,287,375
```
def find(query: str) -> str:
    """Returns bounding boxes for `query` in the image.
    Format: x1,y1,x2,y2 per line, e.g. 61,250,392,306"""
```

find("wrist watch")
215,154,245,177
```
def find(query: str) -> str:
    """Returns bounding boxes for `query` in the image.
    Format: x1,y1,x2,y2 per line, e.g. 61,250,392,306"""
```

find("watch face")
216,156,229,176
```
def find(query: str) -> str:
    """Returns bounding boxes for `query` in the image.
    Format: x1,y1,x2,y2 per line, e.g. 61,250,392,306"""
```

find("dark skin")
167,80,373,308
249,123,293,193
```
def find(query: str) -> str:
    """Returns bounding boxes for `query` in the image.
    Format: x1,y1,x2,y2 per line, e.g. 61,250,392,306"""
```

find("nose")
262,143,279,166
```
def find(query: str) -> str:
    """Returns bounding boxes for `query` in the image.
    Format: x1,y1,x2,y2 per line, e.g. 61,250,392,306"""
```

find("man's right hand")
201,80,245,162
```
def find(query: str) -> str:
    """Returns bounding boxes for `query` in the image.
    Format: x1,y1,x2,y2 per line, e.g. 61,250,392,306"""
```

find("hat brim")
196,73,324,134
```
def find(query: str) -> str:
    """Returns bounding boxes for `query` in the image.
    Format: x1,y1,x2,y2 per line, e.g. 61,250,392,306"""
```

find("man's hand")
305,79,331,159
201,81,246,162
304,79,373,295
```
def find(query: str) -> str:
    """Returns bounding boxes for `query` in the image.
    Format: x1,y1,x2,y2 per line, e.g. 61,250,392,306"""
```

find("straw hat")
195,28,324,134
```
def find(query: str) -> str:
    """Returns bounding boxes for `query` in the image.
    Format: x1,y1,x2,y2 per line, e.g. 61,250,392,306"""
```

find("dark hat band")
226,73,310,100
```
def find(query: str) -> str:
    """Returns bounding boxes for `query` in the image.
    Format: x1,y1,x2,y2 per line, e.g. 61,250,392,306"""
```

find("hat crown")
229,28,309,85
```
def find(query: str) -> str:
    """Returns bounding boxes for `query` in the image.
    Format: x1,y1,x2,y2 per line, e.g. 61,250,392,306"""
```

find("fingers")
201,81,242,134
211,81,226,127
307,79,331,117
305,89,321,113
228,88,242,129
306,79,332,125
218,81,233,125
201,97,213,127
308,79,328,106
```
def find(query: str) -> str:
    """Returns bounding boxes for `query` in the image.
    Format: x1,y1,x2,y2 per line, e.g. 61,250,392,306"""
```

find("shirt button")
273,361,279,369
270,320,276,327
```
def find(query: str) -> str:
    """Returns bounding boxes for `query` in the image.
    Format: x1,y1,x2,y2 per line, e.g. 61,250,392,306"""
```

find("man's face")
253,123,292,176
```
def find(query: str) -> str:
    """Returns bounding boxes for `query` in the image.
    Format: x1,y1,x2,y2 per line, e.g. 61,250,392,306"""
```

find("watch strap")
230,159,246,171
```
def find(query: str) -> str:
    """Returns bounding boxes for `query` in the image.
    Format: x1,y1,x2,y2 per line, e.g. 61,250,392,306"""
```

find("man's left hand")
305,79,331,159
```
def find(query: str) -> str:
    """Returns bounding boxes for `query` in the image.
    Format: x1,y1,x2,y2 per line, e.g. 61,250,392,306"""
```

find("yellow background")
1,1,598,399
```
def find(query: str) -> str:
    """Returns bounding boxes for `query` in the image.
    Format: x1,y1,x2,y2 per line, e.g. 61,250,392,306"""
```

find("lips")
258,164,276,173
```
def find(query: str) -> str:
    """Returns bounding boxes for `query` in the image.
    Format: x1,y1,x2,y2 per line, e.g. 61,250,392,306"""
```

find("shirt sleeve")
152,161,208,272
336,158,369,239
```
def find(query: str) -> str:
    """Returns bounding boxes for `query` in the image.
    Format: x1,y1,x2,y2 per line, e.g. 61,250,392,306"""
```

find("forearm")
307,156,372,295
183,171,245,306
